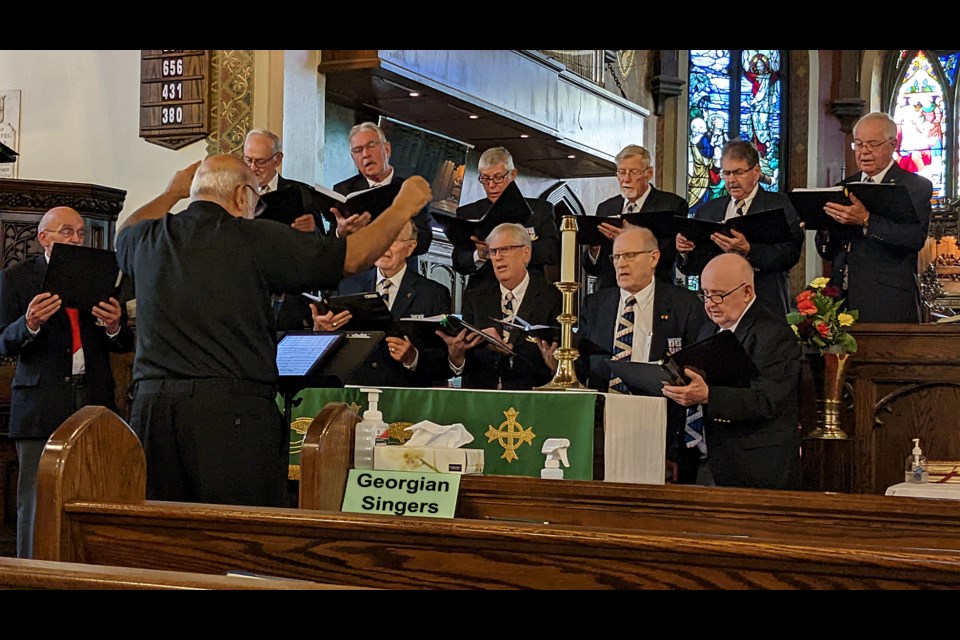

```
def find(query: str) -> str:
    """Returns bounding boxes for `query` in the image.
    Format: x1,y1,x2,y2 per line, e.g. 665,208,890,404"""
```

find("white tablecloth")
601,392,667,485
885,482,960,500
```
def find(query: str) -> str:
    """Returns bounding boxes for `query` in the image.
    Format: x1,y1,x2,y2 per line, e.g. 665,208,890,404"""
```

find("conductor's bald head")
190,154,261,219
700,253,756,330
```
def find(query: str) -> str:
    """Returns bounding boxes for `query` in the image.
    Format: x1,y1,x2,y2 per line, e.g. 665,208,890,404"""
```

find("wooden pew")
0,557,357,590
300,403,960,552
31,405,960,589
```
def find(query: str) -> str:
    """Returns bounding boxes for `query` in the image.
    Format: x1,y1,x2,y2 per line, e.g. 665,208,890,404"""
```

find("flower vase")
808,346,851,439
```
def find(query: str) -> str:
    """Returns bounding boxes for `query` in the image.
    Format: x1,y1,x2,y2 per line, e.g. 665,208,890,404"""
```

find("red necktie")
65,307,82,354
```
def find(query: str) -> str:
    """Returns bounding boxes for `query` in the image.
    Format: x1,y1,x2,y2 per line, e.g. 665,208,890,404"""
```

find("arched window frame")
883,49,958,202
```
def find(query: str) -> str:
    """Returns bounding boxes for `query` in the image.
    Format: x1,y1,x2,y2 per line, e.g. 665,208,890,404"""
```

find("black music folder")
433,181,533,247
397,313,519,357
575,215,623,246
844,182,918,224
489,316,562,343
314,183,403,220
787,188,850,232
607,329,760,396
304,292,393,332
789,183,918,230
677,208,792,247
622,210,686,242
41,243,123,311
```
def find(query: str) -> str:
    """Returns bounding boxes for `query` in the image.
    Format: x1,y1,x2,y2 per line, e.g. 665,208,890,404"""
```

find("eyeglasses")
48,226,86,240
616,168,649,178
350,140,382,155
242,184,266,216
609,249,656,264
720,165,757,179
851,138,894,152
241,152,279,168
478,172,512,185
488,244,525,257
697,282,747,304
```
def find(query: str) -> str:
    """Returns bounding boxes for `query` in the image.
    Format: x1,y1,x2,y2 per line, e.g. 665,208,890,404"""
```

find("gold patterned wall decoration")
607,50,650,109
206,49,255,157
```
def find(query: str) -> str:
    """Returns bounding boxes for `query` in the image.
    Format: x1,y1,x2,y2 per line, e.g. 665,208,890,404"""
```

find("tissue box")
374,446,484,475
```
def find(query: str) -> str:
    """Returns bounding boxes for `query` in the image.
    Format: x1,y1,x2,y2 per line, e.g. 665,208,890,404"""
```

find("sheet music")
276,334,340,377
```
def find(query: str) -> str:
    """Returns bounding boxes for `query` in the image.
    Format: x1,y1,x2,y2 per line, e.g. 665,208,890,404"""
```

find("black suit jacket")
452,196,560,291
678,188,804,317
583,187,688,289
258,175,329,233
700,301,801,490
259,175,332,331
0,255,134,439
815,164,933,323
460,274,562,390
576,282,707,478
333,173,434,257
339,268,451,387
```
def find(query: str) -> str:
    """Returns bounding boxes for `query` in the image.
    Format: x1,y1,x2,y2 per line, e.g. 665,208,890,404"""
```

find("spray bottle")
354,388,388,470
541,438,570,480
904,437,929,484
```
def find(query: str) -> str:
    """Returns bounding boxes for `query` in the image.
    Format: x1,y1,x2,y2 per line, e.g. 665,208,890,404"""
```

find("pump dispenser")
541,438,570,480
905,437,929,484
354,388,388,470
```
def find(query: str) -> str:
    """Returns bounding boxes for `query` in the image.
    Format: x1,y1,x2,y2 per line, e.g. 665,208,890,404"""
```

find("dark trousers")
130,378,287,508
15,378,88,558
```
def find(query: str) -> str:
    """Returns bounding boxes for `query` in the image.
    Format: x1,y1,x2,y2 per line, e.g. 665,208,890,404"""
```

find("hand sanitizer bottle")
354,388,387,470
904,437,929,484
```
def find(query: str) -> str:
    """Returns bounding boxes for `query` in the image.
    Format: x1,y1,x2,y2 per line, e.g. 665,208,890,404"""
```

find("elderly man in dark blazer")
583,144,688,289
312,220,451,387
543,226,708,483
676,139,804,317
445,222,561,390
662,253,801,490
452,146,560,292
0,206,134,558
816,111,933,323
332,121,433,261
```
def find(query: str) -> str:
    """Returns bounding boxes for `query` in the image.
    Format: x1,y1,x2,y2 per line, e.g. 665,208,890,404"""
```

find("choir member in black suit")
0,206,134,557
583,144,688,289
541,227,708,483
452,146,560,291
243,129,328,330
311,220,451,387
662,253,802,490
443,222,561,390
816,111,933,323
332,121,434,261
676,139,803,317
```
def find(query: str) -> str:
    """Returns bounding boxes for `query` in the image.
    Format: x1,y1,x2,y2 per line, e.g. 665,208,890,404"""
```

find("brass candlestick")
536,216,588,391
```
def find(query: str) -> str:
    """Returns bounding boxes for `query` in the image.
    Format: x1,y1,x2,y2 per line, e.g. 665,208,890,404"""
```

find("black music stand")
276,330,385,428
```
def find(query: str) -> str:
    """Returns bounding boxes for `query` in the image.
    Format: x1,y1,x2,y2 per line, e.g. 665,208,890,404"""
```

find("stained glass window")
686,50,786,212
886,50,956,200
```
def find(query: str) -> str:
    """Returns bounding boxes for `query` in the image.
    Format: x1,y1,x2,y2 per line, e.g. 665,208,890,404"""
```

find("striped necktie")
735,199,746,216
608,296,636,393
378,279,392,309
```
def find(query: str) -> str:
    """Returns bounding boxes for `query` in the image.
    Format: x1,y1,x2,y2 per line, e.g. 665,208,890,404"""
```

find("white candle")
560,224,575,283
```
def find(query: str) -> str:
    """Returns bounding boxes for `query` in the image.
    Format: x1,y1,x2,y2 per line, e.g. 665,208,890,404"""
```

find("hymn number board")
139,50,210,150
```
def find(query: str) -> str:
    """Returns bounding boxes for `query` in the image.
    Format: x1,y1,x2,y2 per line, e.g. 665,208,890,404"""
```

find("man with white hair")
662,253,801,490
444,222,561,390
452,146,559,291
0,206,133,557
816,111,933,322
116,154,431,508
